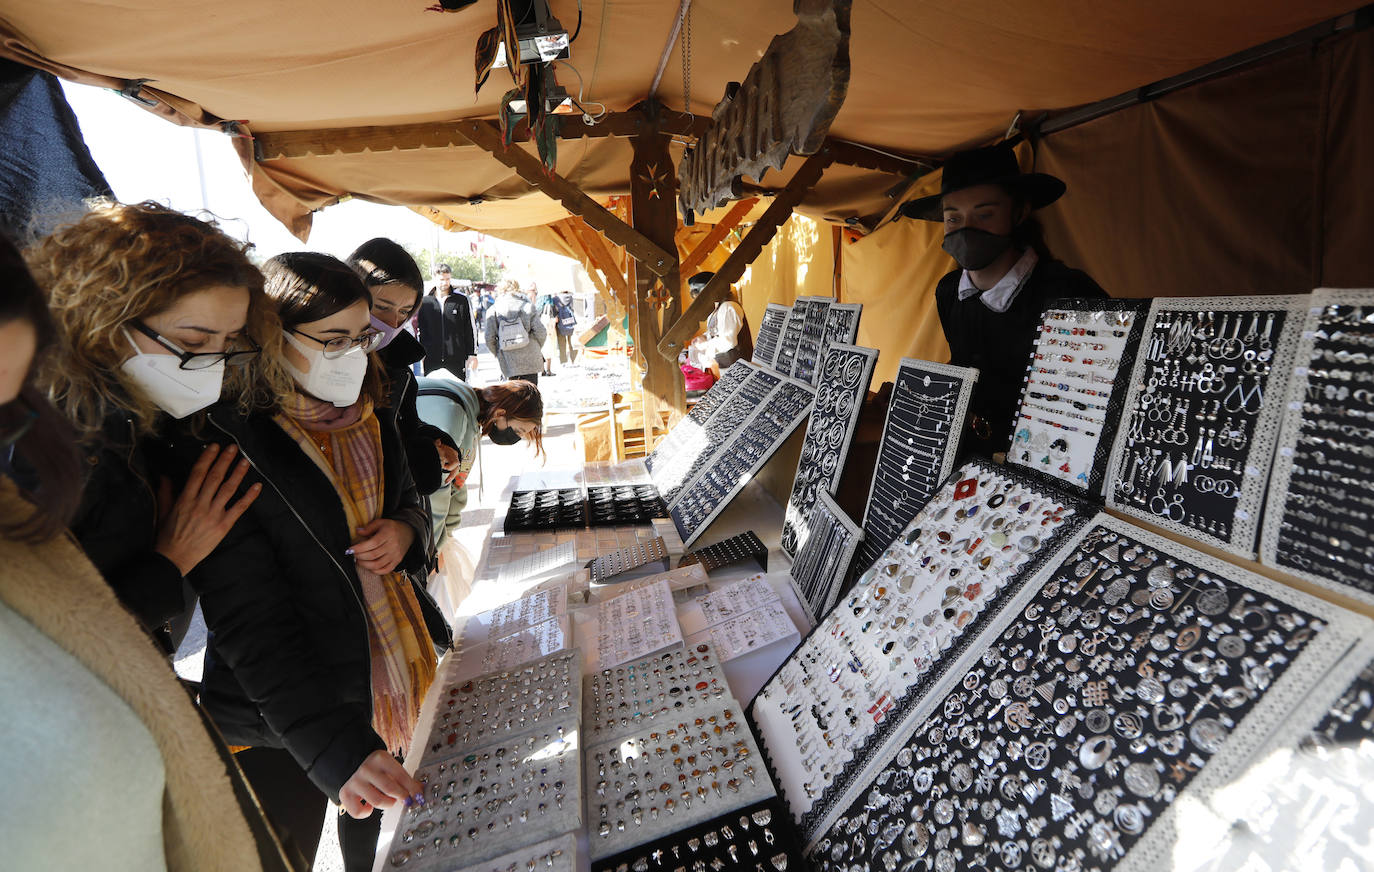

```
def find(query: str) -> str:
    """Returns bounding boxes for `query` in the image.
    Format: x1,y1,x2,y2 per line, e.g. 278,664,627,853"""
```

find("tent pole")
649,0,693,100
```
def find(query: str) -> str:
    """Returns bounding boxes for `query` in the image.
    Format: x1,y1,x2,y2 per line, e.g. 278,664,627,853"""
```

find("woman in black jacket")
25,202,288,648
184,253,450,871
346,238,460,501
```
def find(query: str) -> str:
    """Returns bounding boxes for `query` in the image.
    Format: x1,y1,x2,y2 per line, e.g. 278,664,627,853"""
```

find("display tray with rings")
1108,294,1306,559
1007,298,1149,499
582,642,730,746
503,488,587,533
779,343,878,560
587,485,668,527
807,513,1368,872
750,458,1091,837
590,798,802,872
678,530,769,574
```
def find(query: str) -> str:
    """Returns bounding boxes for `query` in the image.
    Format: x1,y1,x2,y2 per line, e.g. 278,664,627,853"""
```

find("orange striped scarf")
275,392,437,755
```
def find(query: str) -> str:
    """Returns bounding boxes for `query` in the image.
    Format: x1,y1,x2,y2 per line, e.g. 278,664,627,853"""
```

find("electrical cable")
556,60,607,122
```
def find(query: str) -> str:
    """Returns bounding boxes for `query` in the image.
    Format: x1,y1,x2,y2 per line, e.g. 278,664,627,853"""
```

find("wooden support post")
657,145,835,360
629,103,686,424
566,217,630,302
448,120,677,279
678,197,758,279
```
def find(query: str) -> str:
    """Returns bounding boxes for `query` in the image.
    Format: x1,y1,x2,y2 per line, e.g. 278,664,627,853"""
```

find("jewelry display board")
582,642,729,746
504,488,586,533
668,374,816,548
678,530,768,573
780,343,878,558
857,359,978,578
587,537,671,584
1261,288,1374,605
495,541,580,584
752,303,791,368
808,514,1366,872
654,367,784,502
593,579,683,668
645,360,756,475
817,302,863,377
453,833,577,872
590,798,802,872
1179,634,1374,872
388,717,581,870
788,490,864,620
751,460,1088,836
1007,299,1148,498
790,295,836,385
1109,295,1305,559
771,301,810,377
585,700,774,860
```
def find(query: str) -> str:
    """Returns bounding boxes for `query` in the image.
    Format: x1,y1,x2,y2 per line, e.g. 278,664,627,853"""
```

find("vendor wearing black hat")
901,142,1106,454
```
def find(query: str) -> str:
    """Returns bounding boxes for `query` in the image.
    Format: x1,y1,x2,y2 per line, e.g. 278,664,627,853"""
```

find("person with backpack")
552,291,579,365
483,280,546,384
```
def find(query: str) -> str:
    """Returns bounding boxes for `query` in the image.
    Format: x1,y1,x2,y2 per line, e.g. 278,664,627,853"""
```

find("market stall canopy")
0,0,1362,240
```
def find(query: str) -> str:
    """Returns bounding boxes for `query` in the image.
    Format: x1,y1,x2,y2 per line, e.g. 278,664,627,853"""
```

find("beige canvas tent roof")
0,1,1360,239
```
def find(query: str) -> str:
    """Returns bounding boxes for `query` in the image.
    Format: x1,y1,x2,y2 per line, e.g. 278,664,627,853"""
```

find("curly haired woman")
23,201,293,648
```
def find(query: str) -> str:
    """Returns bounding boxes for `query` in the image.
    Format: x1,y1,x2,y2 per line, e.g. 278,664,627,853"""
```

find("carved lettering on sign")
677,0,851,220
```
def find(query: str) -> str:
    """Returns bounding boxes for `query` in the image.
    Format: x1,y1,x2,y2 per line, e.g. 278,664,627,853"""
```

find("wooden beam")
451,120,678,279
630,104,686,420
657,144,835,360
678,197,757,278
567,216,629,302
254,112,710,161
823,139,933,177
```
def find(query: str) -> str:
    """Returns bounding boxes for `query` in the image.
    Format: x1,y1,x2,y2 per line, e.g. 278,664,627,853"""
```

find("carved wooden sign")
677,0,851,221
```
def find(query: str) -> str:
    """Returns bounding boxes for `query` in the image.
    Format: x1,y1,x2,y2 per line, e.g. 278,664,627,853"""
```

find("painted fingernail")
404,796,412,807
345,548,355,556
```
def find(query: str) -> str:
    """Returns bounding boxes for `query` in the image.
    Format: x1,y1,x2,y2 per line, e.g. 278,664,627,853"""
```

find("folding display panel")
857,359,978,578
780,343,878,559
645,359,756,474
808,514,1366,872
1261,288,1374,605
788,295,835,384
771,300,811,377
752,302,790,368
1109,295,1306,559
787,490,865,620
668,374,816,548
1007,298,1148,498
749,460,1089,837
817,302,863,374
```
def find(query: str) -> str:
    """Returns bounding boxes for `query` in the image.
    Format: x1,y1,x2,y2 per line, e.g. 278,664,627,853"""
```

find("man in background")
417,263,478,378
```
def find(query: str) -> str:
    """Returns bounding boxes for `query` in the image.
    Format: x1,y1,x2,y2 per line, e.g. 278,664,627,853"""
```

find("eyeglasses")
289,327,385,358
0,396,38,449
129,321,261,370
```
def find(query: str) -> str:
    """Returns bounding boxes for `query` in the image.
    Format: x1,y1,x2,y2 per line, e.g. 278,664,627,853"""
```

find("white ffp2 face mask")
282,330,369,407
120,330,225,419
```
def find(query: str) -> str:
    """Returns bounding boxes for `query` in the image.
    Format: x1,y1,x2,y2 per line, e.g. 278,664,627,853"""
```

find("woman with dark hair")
347,237,461,501
185,251,450,871
0,233,291,871
23,201,290,646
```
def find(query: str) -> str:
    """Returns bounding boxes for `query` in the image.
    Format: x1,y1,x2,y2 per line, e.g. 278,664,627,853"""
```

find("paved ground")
173,336,592,871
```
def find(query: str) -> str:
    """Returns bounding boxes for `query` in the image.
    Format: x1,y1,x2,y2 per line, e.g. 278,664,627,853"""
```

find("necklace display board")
585,698,775,861
1007,299,1148,498
653,367,784,502
679,530,768,574
752,303,791,368
1260,288,1374,605
645,360,756,475
817,302,863,377
790,295,836,384
771,301,810,377
857,359,978,578
1109,295,1305,559
788,490,864,620
1181,634,1374,872
807,513,1366,872
750,459,1088,836
668,374,816,548
590,798,802,872
780,343,878,558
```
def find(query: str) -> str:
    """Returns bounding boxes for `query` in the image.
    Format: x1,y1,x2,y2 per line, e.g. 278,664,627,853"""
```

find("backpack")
555,299,577,335
496,312,530,351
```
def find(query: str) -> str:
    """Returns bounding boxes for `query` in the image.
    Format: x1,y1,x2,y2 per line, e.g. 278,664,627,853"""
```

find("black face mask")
488,424,521,445
942,227,1014,271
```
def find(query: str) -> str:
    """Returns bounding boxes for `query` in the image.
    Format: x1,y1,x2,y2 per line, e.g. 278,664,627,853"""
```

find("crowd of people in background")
0,202,547,872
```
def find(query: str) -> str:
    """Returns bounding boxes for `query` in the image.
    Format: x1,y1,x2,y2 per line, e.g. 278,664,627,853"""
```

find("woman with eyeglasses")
1,233,293,871
23,201,289,648
183,252,450,871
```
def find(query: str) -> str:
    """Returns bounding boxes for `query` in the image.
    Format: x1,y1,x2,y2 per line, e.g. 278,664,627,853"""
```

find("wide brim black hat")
900,142,1066,222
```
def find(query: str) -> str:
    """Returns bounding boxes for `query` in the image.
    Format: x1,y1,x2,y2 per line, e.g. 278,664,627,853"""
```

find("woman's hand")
338,750,423,819
434,439,461,484
349,518,416,574
155,444,262,576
